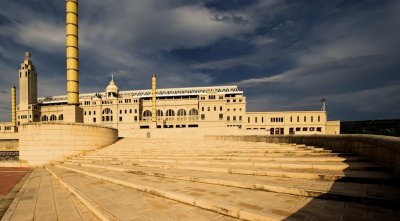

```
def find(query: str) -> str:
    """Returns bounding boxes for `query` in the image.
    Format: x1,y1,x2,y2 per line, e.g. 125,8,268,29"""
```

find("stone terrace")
2,138,400,221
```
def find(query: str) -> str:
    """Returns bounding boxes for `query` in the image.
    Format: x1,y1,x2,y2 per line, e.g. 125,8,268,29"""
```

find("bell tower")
18,52,40,124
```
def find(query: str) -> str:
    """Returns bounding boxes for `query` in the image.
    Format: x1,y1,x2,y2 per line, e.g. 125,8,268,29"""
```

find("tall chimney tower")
66,0,79,105
151,75,157,123
11,86,16,127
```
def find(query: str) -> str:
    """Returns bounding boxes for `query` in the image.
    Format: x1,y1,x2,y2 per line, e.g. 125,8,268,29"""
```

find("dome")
105,75,119,96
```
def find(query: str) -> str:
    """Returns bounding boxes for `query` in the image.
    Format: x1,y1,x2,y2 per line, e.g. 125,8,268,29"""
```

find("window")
220,106,222,111
304,116,307,122
143,110,152,117
233,99,236,102
50,115,57,121
177,109,186,116
84,111,87,115
102,108,113,122
135,109,137,114
262,117,264,123
42,115,48,121
207,107,210,111
233,116,236,121
189,108,198,115
201,114,205,120
201,107,204,111
310,127,315,131
227,116,230,121
130,109,132,114
248,117,250,123
318,116,321,122
134,116,138,121
219,114,223,120
255,117,257,123
125,110,127,114
208,95,215,99
311,116,314,122
214,106,216,111
303,127,308,131
157,110,163,116
58,114,64,121
119,117,123,122
120,110,122,114
201,97,205,100
290,116,292,122
166,109,175,116
317,127,322,132
93,118,96,123
297,116,299,122
296,127,301,131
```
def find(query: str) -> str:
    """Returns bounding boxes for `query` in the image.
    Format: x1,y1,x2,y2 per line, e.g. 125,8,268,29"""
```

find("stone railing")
206,134,400,176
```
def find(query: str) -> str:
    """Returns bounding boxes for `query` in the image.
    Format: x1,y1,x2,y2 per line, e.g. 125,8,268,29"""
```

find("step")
52,164,399,220
1,168,98,221
68,162,400,203
64,159,392,182
66,157,381,171
45,166,244,221
73,154,364,163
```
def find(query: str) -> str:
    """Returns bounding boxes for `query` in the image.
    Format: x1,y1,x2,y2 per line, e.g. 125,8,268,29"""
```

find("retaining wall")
19,122,118,166
0,139,18,151
207,134,400,176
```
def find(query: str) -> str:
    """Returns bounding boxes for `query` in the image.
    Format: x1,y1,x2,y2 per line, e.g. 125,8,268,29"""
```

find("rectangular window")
318,116,321,122
219,114,223,120
134,116,138,121
310,127,315,131
304,116,306,122
130,109,132,114
207,107,210,111
125,110,127,114
262,117,264,123
311,116,314,122
227,116,230,121
233,116,236,121
297,116,299,122
317,127,322,132
248,117,250,123
296,127,301,131
202,107,205,111
119,117,123,122
120,110,122,114
93,118,96,123
239,116,242,121
201,114,205,120
303,127,308,131
214,106,216,111
94,111,96,115
84,111,87,115
220,106,222,111
255,117,257,123
135,109,137,114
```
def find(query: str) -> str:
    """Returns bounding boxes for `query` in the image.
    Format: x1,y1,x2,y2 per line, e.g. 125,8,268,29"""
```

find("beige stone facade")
9,52,339,137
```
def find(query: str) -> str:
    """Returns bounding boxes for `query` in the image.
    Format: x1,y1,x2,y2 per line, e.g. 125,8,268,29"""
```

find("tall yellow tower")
66,0,79,105
11,86,16,127
151,75,157,123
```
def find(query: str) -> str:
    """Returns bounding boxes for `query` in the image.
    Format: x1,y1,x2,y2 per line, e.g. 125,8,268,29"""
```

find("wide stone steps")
46,164,398,221
45,166,239,221
61,161,400,204
1,168,98,221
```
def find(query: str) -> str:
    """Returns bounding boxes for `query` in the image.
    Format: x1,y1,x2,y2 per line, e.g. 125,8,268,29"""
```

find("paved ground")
1,138,400,221
0,167,31,218
0,168,30,196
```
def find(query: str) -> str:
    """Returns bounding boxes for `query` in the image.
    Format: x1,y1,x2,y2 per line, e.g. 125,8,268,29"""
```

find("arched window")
189,108,198,115
157,110,163,116
50,115,57,121
177,109,186,116
166,109,175,117
59,114,64,121
41,115,48,121
102,108,113,115
102,108,113,122
143,110,152,117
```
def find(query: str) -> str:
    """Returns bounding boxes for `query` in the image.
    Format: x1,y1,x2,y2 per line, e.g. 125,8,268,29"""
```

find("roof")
37,85,243,104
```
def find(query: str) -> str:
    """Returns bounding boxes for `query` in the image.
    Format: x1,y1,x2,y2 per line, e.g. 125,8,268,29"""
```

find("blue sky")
0,0,399,121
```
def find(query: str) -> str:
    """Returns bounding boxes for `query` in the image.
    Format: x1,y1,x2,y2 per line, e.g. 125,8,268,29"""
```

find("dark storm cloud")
0,0,399,121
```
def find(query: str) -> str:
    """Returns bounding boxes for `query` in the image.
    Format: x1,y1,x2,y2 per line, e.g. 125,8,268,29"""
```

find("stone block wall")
19,122,118,165
0,139,19,151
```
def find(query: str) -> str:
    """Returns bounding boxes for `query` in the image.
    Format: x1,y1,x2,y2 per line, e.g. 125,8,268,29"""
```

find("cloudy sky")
0,0,399,122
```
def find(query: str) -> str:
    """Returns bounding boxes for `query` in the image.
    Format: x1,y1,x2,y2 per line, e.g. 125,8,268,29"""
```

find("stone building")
8,52,340,137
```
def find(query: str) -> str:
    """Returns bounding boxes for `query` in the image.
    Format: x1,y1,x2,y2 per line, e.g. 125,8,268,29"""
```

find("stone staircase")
3,137,400,221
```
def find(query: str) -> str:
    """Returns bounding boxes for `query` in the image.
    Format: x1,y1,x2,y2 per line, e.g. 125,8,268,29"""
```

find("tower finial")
25,52,31,60
111,74,114,82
